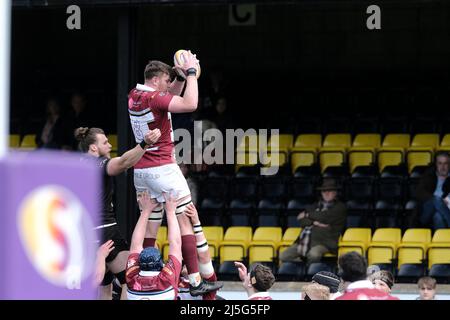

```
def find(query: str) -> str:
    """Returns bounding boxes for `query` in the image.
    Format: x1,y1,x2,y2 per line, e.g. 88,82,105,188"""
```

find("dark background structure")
10,0,450,239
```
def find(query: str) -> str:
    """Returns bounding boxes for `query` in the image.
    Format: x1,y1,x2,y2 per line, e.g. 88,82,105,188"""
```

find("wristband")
186,68,197,76
176,75,186,82
139,140,149,150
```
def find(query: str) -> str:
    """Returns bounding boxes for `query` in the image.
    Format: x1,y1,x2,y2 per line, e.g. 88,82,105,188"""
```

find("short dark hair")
338,251,367,283
435,151,450,162
144,60,174,80
250,264,275,292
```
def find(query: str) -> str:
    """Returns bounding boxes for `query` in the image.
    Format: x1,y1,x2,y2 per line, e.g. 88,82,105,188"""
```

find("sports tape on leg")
175,197,192,215
199,261,215,276
148,203,163,222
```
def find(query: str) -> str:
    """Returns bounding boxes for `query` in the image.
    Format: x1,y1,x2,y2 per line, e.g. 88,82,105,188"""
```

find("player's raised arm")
130,192,158,254
168,51,199,113
164,192,182,263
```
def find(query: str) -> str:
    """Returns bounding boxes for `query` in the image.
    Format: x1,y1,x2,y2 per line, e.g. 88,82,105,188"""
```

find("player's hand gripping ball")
173,49,201,79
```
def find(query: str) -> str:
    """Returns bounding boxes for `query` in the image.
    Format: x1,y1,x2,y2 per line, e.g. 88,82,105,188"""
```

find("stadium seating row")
235,133,450,174
155,226,450,283
9,134,118,157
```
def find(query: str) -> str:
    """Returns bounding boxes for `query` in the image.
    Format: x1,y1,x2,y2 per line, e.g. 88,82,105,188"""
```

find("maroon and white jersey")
128,84,176,168
336,280,399,300
248,292,272,300
125,253,181,300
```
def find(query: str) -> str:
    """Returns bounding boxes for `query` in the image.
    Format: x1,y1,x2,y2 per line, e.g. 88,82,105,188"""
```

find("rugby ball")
173,49,201,79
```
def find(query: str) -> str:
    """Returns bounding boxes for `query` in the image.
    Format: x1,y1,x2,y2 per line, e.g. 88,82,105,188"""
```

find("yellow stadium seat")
352,134,381,149
294,134,322,149
9,134,20,148
377,149,404,173
438,134,450,153
248,227,282,265
219,227,253,264
426,229,450,269
319,148,346,172
322,134,352,149
397,228,431,267
406,148,433,173
107,134,117,150
440,134,450,148
431,229,450,243
348,148,376,173
268,134,294,150
411,134,440,149
367,228,402,265
236,133,260,172
278,227,301,256
203,226,224,260
338,228,372,256
261,147,288,168
398,247,424,267
290,148,316,173
382,134,410,149
20,134,37,150
428,248,450,269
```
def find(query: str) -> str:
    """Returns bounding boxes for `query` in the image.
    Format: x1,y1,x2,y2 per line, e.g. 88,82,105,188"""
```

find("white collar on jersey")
248,291,271,300
347,280,375,290
139,270,161,277
136,83,156,92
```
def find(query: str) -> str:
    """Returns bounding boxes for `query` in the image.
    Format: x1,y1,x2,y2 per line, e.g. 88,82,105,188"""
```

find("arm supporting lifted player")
167,50,199,113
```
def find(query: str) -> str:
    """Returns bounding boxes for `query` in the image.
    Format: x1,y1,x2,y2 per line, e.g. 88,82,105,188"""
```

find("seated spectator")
64,92,94,150
336,252,399,300
234,262,275,300
416,276,437,300
368,270,395,294
280,179,347,265
301,283,330,300
416,151,450,230
35,97,67,149
312,271,342,299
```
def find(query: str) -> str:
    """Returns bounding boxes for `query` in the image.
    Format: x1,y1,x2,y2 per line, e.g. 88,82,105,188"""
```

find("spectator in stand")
234,262,275,300
301,283,330,300
416,151,450,230
280,179,347,265
211,97,233,134
368,270,395,295
312,271,342,299
416,276,438,300
65,92,94,149
336,252,399,300
35,97,67,149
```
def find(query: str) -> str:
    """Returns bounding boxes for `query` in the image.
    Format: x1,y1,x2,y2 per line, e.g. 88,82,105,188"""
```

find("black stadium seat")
227,199,254,226
255,199,284,227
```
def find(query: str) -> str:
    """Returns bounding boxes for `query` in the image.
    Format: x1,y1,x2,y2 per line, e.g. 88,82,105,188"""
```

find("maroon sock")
143,238,156,248
181,235,199,274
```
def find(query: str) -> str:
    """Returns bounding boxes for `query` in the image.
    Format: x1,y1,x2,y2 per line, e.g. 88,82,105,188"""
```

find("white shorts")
134,163,191,203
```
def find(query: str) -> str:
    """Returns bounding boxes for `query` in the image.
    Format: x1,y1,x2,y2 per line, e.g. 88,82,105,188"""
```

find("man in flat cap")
280,179,347,265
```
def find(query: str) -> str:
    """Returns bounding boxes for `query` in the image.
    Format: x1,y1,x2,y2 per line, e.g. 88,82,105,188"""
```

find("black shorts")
100,224,129,263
